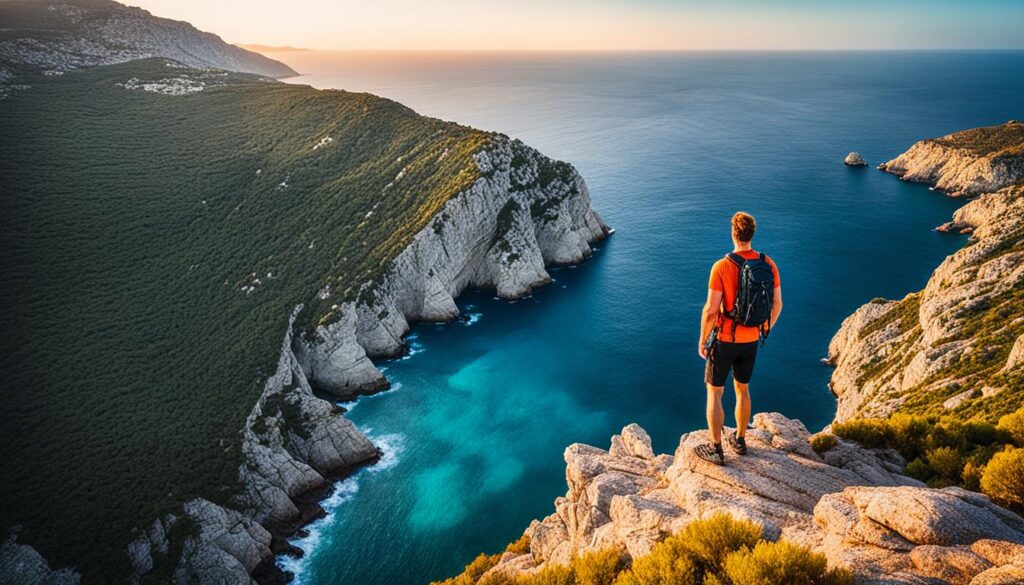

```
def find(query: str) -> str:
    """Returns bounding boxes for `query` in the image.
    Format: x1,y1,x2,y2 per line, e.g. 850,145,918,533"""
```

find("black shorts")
705,340,758,387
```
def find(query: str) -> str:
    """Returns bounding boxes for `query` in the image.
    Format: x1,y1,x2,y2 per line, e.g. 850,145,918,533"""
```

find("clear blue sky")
124,0,1024,51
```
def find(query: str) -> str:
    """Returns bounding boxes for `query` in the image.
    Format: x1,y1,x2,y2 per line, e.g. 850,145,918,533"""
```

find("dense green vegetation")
830,407,1024,512
0,59,492,582
434,515,852,585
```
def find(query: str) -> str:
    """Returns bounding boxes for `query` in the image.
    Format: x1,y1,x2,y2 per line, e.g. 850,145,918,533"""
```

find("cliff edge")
830,122,1024,423
475,415,1024,585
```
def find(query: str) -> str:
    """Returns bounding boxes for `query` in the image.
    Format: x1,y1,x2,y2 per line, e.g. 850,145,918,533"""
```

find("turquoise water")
276,51,1024,584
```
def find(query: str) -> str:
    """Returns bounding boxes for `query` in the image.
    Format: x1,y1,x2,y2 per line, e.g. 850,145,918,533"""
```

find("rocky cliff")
829,122,1024,423
124,138,609,584
478,415,1024,585
0,0,296,88
0,14,608,582
879,121,1024,197
296,138,609,398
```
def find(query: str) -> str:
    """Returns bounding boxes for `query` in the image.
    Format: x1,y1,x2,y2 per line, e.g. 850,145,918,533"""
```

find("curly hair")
732,212,756,242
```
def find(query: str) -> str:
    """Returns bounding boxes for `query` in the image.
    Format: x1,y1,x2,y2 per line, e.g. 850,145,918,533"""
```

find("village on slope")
436,122,1024,585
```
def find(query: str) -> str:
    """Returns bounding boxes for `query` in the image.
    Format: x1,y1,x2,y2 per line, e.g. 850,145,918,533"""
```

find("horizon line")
241,46,1024,54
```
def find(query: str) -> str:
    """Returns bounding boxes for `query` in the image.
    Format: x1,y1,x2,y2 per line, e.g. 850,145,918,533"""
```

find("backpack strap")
726,253,745,267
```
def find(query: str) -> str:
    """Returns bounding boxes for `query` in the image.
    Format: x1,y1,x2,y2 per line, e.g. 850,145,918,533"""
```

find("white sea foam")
276,429,405,582
463,313,482,325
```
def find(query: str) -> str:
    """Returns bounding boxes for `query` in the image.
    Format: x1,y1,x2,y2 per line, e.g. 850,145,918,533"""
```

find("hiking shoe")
694,443,725,465
727,431,747,455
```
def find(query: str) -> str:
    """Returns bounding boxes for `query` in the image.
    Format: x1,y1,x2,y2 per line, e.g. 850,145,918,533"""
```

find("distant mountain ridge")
0,0,297,78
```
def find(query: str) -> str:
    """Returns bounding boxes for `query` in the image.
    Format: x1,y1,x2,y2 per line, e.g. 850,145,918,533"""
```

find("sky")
121,0,1024,51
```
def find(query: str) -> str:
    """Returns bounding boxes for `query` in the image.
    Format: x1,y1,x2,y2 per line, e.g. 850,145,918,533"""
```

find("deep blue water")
275,51,1024,584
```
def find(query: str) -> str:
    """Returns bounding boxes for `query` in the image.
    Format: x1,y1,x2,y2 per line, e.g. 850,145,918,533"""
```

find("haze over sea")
274,51,1024,584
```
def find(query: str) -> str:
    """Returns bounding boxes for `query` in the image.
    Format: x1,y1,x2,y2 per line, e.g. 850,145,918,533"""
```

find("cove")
275,51,1024,584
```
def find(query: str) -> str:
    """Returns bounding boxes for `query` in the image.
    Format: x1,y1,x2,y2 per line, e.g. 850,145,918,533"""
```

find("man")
695,212,782,465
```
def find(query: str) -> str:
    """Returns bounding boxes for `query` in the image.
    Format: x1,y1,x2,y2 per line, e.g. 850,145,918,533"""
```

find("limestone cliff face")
121,139,608,584
829,123,1024,423
483,415,1024,585
880,121,1024,197
296,137,610,399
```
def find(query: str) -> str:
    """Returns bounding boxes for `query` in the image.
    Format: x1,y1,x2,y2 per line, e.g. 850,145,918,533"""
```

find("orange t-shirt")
708,250,781,343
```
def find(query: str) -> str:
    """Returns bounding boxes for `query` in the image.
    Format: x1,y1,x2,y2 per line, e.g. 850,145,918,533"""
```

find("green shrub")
888,414,933,459
810,434,838,454
997,408,1024,446
961,460,985,491
613,541,700,585
433,553,503,585
981,446,1024,512
517,565,574,585
722,540,853,585
507,535,532,555
674,513,763,575
904,458,933,482
614,514,761,585
831,419,892,449
926,446,964,483
571,549,627,585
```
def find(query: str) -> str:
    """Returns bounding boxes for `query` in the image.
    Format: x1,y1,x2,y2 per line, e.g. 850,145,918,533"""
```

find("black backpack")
724,252,775,343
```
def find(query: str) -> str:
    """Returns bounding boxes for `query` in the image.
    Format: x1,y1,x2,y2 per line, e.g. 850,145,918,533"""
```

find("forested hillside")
0,58,490,582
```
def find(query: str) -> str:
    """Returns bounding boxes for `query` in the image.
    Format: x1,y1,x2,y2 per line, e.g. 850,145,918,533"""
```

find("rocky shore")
479,415,1024,584
878,121,1024,197
829,122,1024,422
119,137,609,584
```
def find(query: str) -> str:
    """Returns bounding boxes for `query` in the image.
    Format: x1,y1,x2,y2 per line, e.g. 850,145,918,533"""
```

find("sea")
271,50,1024,584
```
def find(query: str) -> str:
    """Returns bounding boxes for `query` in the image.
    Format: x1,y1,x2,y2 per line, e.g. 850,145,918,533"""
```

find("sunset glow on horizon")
121,0,1024,52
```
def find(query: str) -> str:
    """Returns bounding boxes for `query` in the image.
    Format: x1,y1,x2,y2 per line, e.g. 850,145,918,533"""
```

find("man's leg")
706,384,725,445
733,381,750,438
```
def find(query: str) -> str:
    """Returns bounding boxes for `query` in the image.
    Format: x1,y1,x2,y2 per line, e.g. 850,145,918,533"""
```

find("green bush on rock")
833,408,1023,494
981,446,1024,512
722,540,853,585
436,514,854,585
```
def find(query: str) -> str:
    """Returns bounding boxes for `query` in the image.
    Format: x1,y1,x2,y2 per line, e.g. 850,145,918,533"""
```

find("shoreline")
269,238,612,582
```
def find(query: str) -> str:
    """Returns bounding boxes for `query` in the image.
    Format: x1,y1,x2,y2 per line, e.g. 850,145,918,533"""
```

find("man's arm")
770,286,783,329
699,289,723,358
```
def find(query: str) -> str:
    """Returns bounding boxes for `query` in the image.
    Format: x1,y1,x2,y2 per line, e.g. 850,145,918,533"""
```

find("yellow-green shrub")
722,540,854,585
516,565,574,585
831,419,892,449
614,514,761,585
981,446,1024,512
810,434,837,454
571,549,626,585
961,460,985,491
926,446,964,483
507,535,532,555
433,553,503,585
997,408,1024,446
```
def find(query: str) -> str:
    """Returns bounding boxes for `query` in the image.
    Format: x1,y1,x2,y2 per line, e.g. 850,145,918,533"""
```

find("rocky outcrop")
485,414,1024,585
296,137,610,398
828,123,1024,422
126,309,380,584
879,121,1024,197
0,535,80,585
845,152,868,167
0,0,296,80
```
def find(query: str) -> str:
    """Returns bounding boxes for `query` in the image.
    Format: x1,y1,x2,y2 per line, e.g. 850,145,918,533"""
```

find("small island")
844,151,868,167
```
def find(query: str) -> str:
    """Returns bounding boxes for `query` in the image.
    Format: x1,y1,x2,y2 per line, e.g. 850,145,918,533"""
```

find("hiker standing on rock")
695,212,783,465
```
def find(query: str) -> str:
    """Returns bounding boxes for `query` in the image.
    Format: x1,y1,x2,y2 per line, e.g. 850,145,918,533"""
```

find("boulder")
845,152,868,166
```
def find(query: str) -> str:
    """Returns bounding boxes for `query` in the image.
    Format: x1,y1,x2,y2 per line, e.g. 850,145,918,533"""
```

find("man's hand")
698,343,708,360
